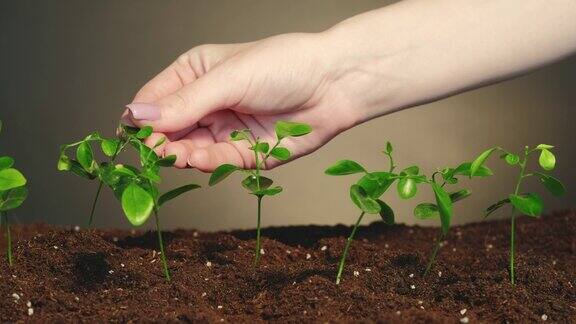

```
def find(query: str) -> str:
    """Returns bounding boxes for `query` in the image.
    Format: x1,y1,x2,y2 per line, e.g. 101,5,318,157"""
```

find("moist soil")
0,210,575,323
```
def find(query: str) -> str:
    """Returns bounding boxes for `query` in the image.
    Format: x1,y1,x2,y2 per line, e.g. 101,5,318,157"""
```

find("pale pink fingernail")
126,103,160,121
188,149,209,167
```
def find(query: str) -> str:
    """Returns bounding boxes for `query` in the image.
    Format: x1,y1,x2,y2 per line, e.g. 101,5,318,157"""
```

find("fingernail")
126,103,160,121
188,149,209,167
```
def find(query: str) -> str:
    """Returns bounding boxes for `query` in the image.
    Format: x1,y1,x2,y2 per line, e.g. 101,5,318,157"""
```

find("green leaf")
141,169,161,183
70,160,96,179
156,155,177,167
136,126,153,139
242,175,273,192
251,142,270,154
357,172,395,198
132,141,159,167
270,147,291,161
470,147,499,177
255,186,283,196
538,149,556,171
76,142,95,171
400,166,419,176
453,162,493,177
84,132,102,141
101,139,120,157
153,136,167,149
209,164,239,186
121,183,154,226
0,168,27,191
384,141,393,154
535,173,566,197
275,121,312,140
230,129,250,141
432,182,453,235
414,203,439,219
350,184,381,214
377,199,394,225
509,193,543,217
159,184,201,206
57,155,72,171
449,189,472,203
485,198,510,218
325,160,366,176
0,187,28,211
0,157,15,170
503,153,520,165
536,144,554,150
397,177,417,199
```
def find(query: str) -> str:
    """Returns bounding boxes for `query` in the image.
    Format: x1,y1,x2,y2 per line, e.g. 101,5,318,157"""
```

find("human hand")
122,32,387,172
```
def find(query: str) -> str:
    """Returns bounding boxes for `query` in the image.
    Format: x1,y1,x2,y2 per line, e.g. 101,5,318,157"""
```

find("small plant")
326,142,491,284
470,144,565,285
209,121,312,265
0,121,29,266
58,125,200,281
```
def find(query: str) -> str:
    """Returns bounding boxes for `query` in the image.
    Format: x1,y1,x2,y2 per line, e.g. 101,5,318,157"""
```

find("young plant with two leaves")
470,144,565,285
209,121,312,265
57,125,200,281
0,121,29,266
325,142,492,284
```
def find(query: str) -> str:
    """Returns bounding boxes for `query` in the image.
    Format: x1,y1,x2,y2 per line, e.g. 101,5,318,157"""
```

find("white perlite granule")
410,285,416,290
306,253,311,260
320,246,327,251
206,261,212,267
460,309,467,315
353,271,360,277
460,316,469,323
541,314,548,321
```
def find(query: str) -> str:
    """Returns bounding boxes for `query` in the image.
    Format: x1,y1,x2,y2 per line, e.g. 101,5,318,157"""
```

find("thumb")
126,68,242,132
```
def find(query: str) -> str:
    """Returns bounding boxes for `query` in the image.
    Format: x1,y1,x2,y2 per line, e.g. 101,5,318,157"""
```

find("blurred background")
1,0,574,231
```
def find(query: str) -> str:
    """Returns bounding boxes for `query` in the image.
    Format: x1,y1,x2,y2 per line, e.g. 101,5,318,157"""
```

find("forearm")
321,0,576,122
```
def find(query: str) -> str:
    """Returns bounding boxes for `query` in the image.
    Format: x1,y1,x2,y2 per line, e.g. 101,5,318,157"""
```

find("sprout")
326,142,490,284
58,125,200,281
471,144,565,285
209,121,312,265
0,120,29,266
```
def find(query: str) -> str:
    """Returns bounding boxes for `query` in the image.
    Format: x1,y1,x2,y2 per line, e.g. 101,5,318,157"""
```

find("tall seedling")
0,121,28,266
470,144,565,285
58,125,200,281
209,121,312,265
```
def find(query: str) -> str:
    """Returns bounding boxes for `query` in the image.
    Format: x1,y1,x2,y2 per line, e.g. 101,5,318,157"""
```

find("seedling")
209,121,312,265
470,144,565,285
0,121,29,266
58,125,200,281
326,142,491,284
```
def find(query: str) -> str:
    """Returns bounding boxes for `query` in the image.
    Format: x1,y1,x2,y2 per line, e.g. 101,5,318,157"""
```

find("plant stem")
509,153,528,285
254,196,263,265
154,210,171,282
88,181,103,227
2,212,12,267
336,212,365,285
424,231,444,276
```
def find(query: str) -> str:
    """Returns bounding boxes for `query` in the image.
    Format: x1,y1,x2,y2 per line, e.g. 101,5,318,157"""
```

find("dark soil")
1,211,575,323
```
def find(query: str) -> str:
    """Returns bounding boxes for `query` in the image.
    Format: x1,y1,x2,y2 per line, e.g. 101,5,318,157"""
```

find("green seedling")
326,142,491,284
58,125,200,281
209,121,312,265
470,144,565,285
0,121,29,266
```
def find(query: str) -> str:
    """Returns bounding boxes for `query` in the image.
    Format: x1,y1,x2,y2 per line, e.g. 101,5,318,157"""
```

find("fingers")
127,66,243,133
187,142,247,172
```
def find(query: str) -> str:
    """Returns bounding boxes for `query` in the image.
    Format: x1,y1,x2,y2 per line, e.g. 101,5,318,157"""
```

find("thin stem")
154,210,171,282
3,212,12,267
87,139,125,228
386,153,396,173
424,231,444,276
254,196,263,265
509,153,528,285
336,212,365,285
88,181,103,227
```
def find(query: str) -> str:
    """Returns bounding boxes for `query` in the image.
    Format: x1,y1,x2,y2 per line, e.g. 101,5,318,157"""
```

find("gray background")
1,0,574,231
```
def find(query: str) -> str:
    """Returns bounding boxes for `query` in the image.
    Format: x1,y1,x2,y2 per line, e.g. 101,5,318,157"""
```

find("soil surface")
1,210,575,323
